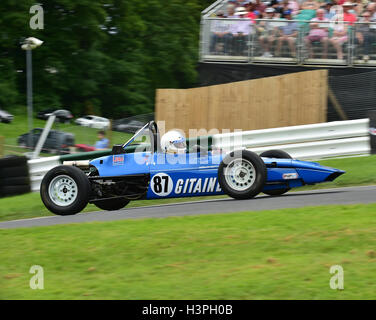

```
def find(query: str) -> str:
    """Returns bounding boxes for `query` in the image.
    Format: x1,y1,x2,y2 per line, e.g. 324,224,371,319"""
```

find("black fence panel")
328,70,376,121
198,62,376,122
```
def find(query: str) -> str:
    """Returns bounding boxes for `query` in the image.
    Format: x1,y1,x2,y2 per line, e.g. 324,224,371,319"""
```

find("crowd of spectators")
209,0,376,61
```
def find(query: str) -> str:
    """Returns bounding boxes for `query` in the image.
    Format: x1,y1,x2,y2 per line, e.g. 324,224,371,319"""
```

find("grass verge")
1,203,376,299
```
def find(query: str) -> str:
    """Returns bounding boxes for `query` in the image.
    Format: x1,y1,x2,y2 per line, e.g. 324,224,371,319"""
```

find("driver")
161,130,209,155
161,130,187,154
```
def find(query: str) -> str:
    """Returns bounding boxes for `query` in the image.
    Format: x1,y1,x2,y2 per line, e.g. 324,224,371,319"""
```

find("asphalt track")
0,185,375,229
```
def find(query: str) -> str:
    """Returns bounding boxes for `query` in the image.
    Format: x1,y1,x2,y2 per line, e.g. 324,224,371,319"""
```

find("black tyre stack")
0,156,31,198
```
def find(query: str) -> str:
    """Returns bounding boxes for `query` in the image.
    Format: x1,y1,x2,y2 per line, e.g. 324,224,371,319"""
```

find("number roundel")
151,173,173,196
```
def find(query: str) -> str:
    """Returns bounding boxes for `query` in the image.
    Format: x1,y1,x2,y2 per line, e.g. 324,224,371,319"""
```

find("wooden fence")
155,70,328,136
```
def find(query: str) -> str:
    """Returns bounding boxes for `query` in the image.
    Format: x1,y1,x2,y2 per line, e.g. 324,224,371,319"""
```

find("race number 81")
151,173,173,196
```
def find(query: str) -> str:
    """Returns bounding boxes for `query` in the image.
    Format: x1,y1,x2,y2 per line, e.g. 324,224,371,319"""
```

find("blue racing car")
40,121,345,215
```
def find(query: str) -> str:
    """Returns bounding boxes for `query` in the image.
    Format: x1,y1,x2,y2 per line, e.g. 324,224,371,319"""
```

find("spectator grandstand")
200,0,376,65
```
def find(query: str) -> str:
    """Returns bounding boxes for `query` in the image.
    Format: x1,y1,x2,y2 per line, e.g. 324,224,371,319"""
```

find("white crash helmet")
161,130,187,154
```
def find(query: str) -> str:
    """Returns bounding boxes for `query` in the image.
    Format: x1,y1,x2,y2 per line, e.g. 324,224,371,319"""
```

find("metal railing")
213,119,370,159
200,18,376,66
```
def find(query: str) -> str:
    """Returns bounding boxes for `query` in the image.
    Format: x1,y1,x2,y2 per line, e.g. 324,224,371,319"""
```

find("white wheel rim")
48,175,78,206
224,159,256,191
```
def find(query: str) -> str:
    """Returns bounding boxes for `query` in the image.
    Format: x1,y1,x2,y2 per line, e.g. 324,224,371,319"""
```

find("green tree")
0,0,214,118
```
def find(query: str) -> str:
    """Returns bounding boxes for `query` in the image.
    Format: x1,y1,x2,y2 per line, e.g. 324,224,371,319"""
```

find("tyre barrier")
0,155,31,198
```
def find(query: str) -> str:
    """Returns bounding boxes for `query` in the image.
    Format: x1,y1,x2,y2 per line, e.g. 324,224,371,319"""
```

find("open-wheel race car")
40,121,345,216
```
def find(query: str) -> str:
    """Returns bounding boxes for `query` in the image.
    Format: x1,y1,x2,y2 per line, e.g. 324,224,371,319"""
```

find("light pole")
21,37,43,152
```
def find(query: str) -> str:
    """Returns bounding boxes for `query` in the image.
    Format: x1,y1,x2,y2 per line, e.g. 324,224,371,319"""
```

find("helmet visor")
172,138,186,149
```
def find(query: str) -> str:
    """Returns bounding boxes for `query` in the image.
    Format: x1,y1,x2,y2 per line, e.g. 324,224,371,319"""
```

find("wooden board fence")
155,70,328,136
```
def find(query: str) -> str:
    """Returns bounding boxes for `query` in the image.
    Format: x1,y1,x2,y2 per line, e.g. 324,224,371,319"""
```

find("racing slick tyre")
260,149,292,196
218,150,267,200
263,188,290,196
40,165,91,216
94,198,130,211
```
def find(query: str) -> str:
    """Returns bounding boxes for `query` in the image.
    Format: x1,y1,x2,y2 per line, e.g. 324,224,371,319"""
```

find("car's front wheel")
40,165,91,215
218,150,267,200
260,149,292,196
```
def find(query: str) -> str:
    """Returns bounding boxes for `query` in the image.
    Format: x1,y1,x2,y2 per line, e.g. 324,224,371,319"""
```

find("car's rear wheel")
263,188,290,196
260,149,292,196
218,150,267,200
94,198,130,211
40,165,91,215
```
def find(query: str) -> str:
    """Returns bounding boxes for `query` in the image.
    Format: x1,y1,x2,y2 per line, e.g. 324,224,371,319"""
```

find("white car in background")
75,115,110,130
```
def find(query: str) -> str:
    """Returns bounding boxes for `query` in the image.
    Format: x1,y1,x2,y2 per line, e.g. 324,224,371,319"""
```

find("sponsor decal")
151,173,173,196
282,173,298,180
113,155,124,166
140,155,150,164
369,127,376,136
150,173,222,196
174,177,222,194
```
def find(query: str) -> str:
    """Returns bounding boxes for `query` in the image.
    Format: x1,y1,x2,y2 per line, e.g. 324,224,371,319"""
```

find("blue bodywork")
89,150,345,200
